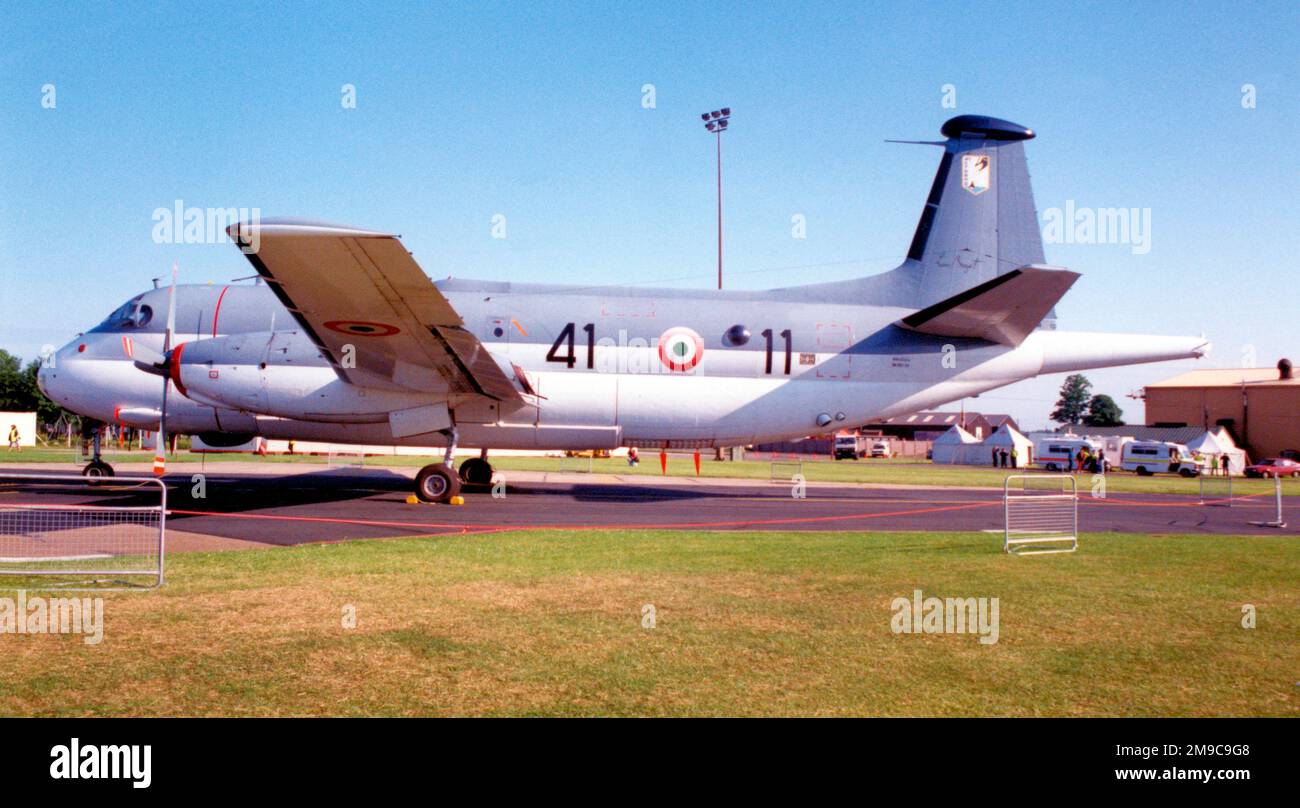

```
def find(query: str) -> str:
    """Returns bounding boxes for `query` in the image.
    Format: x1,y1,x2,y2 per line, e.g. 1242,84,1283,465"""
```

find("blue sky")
2,1,1297,428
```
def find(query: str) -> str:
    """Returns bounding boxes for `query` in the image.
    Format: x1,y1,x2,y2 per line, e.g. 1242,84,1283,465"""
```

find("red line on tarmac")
1079,493,1265,508
167,500,998,534
168,508,486,532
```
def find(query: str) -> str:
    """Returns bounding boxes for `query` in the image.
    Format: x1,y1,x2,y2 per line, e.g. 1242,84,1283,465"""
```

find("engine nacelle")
172,331,439,422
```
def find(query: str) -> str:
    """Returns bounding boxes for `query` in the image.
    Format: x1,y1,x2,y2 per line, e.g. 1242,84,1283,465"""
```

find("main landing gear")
414,463,459,503
457,448,494,488
80,421,115,478
413,427,472,504
412,433,496,503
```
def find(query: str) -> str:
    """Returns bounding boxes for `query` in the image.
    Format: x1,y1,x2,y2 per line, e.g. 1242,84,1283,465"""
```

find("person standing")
1220,453,1230,476
6,424,19,452
992,446,999,467
1010,446,1019,469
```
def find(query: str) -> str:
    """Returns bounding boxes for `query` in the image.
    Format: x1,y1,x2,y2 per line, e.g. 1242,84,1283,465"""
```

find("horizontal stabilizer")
896,265,1080,346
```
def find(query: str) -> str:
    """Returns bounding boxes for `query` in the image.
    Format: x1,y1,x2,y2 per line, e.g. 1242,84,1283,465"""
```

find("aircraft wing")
895,265,1080,346
226,219,521,401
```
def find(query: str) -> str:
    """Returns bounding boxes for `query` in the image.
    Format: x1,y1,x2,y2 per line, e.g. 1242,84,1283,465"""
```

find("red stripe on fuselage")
212,285,231,337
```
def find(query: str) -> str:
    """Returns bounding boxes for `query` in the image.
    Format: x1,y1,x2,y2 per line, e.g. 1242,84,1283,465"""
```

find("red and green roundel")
658,326,704,372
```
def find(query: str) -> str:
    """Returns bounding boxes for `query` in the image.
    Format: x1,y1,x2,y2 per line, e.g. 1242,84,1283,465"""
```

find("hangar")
1142,359,1299,459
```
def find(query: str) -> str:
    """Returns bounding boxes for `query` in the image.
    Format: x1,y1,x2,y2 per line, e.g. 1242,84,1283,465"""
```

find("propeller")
153,263,178,477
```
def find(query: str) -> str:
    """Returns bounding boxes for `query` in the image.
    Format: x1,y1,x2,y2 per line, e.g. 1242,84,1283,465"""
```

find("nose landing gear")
80,421,115,478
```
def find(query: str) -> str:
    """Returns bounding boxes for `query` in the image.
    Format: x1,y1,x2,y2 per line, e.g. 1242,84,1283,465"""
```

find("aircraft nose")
37,339,87,409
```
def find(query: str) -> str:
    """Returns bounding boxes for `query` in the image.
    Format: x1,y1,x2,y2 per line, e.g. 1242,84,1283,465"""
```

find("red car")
1243,458,1300,478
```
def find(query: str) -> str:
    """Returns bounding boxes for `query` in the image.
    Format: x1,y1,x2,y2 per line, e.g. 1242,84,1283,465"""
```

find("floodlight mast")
701,108,731,290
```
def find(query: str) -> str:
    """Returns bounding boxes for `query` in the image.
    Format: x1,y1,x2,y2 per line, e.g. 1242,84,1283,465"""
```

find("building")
866,411,1019,442
1142,359,1299,458
752,410,1021,456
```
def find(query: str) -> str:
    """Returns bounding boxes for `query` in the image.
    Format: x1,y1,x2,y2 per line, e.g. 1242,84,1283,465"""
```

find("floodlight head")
705,122,716,131
700,113,710,121
721,107,731,116
718,119,728,129
711,110,721,119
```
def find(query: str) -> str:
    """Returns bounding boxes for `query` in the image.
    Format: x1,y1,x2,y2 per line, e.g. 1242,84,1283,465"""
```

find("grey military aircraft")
38,114,1207,502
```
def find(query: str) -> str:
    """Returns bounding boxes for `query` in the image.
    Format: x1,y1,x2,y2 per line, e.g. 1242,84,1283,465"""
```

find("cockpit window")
93,299,154,331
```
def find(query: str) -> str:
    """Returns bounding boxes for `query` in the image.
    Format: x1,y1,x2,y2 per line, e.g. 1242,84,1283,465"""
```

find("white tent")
985,425,1034,468
1188,428,1249,476
931,425,982,465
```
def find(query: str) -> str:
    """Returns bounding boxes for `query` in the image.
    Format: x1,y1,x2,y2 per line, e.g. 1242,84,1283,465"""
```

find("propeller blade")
163,262,178,352
154,263,178,477
133,358,168,377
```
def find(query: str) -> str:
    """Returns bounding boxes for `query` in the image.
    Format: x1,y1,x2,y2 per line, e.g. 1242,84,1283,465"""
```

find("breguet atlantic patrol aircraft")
39,114,1207,502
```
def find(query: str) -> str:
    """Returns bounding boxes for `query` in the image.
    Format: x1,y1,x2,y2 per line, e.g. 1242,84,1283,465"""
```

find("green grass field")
5,446,1296,497
1,529,1294,716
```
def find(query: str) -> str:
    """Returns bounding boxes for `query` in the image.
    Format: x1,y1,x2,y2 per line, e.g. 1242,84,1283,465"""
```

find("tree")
1083,394,1125,427
0,350,26,411
0,349,70,426
1050,374,1091,425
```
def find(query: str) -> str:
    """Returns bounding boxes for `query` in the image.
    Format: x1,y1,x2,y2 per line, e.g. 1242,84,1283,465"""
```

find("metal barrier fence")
327,447,366,468
1248,475,1287,529
0,474,166,589
1198,473,1233,506
1003,474,1078,555
557,455,594,473
770,460,804,482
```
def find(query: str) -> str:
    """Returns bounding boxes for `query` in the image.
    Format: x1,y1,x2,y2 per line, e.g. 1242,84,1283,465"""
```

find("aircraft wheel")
82,460,114,478
458,457,493,487
415,463,461,503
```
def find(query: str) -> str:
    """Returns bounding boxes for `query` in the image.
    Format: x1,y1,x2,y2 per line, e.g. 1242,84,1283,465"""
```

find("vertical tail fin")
900,115,1047,312
777,114,1056,329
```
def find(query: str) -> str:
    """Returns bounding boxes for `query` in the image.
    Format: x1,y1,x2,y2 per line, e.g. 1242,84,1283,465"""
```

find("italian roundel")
658,326,704,372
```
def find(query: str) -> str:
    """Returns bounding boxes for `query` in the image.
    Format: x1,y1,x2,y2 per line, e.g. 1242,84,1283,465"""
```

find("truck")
1036,437,1101,472
833,433,868,460
1120,441,1201,477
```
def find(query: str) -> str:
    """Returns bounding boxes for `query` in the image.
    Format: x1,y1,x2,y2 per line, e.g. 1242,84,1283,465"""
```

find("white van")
1036,438,1100,472
833,433,866,460
1121,441,1200,477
